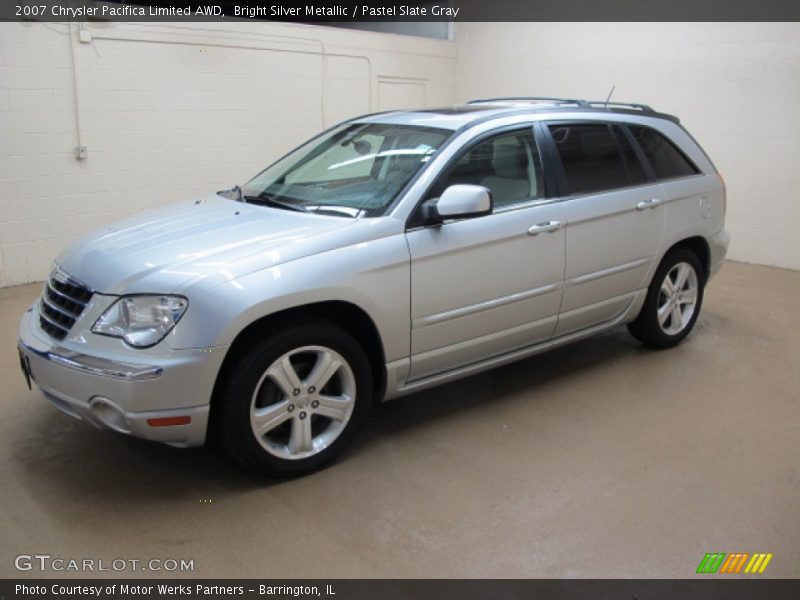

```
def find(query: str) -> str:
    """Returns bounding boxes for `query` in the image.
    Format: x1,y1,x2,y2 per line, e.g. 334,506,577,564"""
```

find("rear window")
548,124,645,195
628,125,700,179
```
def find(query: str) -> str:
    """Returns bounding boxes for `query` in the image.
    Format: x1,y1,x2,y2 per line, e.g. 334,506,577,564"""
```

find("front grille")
39,270,94,341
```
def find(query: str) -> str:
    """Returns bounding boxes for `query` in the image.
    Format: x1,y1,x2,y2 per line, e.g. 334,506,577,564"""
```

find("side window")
548,123,638,195
432,129,544,209
612,125,647,185
628,125,700,179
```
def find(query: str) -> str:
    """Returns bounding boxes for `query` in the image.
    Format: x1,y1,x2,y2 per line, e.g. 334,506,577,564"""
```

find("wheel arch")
661,235,711,283
209,300,387,433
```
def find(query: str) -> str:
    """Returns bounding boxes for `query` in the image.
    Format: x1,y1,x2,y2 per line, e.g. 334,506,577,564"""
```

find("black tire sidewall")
219,319,372,476
633,248,705,348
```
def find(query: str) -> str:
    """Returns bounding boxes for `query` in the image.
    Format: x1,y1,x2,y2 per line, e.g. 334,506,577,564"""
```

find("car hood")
57,195,360,295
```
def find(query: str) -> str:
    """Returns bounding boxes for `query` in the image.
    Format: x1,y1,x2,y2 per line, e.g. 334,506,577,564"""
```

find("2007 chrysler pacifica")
18,97,729,475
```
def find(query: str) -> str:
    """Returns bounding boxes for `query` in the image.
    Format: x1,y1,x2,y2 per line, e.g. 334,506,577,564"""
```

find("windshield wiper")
305,205,362,218
242,193,308,213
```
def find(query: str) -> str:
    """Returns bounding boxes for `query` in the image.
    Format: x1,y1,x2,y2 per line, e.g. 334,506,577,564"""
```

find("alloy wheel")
656,261,699,335
249,345,356,460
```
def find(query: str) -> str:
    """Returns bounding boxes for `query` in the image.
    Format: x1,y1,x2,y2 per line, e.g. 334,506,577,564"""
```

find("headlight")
92,295,188,348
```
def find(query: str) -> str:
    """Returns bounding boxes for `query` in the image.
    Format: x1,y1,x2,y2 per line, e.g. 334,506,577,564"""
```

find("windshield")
240,123,451,217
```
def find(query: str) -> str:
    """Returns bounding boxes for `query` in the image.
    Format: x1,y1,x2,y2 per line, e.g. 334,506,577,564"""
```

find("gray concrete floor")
0,261,798,579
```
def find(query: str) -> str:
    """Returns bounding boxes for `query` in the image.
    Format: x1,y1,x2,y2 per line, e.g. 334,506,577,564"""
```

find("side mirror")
423,184,493,224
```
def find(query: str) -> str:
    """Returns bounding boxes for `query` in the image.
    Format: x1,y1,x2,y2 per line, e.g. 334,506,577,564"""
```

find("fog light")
89,397,131,433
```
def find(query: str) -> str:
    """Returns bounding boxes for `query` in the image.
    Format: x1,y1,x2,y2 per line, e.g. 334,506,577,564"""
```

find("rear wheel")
217,319,372,476
628,248,704,348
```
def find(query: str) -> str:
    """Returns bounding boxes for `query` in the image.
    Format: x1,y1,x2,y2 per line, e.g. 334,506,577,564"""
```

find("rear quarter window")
628,125,700,179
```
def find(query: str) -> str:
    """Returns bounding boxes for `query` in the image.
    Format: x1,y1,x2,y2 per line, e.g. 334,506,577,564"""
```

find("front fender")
167,233,411,364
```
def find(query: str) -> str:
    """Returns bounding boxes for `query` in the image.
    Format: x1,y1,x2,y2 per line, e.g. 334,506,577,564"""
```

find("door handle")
636,198,662,210
527,220,562,236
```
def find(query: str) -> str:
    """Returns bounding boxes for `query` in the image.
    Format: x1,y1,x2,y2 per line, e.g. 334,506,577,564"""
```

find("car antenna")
604,84,616,107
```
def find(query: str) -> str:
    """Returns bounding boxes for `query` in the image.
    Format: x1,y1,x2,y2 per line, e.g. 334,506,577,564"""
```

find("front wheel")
627,248,705,348
217,319,372,476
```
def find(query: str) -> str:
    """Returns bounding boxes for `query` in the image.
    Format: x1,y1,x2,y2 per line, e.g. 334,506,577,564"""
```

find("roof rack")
468,96,590,107
467,97,655,113
586,100,654,112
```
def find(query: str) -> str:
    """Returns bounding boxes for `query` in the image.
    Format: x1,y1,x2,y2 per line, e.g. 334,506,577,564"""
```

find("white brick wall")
456,22,800,270
3,22,797,285
0,21,457,286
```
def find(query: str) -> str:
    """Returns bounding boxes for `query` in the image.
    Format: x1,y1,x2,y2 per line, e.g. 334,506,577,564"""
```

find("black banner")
3,580,800,600
3,0,800,22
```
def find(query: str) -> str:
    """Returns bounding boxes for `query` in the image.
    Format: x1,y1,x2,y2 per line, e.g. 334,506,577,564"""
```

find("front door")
406,127,567,380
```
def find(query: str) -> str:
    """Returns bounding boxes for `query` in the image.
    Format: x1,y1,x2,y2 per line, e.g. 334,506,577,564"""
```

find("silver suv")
18,97,729,475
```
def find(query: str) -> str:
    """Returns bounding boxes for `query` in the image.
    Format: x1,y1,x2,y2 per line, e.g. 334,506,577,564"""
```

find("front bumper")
18,306,228,448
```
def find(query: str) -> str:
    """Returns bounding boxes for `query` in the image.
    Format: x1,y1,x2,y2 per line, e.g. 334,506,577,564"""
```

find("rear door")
544,122,666,335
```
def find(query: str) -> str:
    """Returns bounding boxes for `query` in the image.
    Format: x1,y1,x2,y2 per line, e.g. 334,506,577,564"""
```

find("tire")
627,248,705,348
217,318,372,476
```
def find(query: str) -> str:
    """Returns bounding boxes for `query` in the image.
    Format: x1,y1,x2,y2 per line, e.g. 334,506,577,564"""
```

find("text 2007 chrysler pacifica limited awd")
18,98,729,475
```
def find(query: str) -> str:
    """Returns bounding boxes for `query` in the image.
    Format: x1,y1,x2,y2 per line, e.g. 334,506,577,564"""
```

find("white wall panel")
0,21,456,286
456,22,800,270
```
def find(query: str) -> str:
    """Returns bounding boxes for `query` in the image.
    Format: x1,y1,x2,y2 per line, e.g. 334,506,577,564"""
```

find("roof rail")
468,96,590,107
586,100,655,112
468,97,656,113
